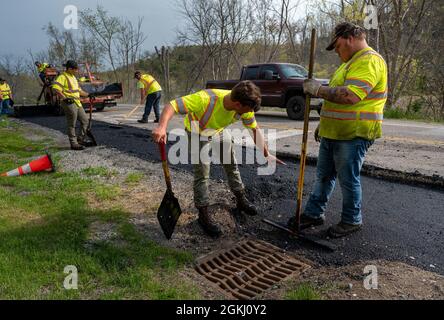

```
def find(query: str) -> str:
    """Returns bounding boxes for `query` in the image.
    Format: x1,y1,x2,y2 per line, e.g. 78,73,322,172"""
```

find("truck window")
244,66,259,80
280,64,308,78
259,65,279,79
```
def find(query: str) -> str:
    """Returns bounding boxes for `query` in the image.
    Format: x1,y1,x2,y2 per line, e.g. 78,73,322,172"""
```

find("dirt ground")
16,119,444,300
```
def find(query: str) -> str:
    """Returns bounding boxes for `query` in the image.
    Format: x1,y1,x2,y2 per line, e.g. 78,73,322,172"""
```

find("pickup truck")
206,63,328,120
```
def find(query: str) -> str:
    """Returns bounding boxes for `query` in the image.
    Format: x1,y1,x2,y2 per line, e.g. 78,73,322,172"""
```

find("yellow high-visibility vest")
52,72,82,107
38,63,49,73
170,89,257,136
320,47,388,140
137,74,162,96
0,83,12,100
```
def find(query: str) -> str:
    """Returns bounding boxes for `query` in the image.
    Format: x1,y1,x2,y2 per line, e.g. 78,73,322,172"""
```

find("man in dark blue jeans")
134,71,162,123
288,22,387,238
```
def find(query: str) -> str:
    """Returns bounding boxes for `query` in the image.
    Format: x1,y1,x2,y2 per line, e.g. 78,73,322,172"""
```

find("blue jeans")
304,137,374,225
142,91,161,120
0,99,13,115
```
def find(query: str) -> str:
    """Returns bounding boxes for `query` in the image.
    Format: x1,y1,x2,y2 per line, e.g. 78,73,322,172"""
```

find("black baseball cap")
326,22,366,51
63,60,79,69
0,78,5,82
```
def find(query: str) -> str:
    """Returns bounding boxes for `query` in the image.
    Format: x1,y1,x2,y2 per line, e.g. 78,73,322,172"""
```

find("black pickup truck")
206,63,328,120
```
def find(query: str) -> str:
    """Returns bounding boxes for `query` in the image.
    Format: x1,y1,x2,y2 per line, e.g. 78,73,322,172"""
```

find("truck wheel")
286,96,305,120
95,106,105,112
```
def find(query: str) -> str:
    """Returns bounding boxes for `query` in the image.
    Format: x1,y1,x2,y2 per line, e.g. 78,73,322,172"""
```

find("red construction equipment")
15,62,123,117
1,153,54,177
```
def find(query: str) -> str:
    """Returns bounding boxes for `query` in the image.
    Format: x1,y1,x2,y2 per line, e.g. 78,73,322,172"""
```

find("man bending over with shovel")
153,81,284,238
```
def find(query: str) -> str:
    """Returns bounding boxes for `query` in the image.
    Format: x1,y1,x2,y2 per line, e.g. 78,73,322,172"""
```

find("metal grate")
195,239,310,299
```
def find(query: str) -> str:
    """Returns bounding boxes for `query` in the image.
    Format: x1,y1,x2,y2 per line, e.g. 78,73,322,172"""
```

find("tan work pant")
62,102,88,145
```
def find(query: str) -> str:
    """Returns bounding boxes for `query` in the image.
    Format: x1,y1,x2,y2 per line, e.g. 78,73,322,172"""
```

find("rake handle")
295,28,317,232
159,143,172,191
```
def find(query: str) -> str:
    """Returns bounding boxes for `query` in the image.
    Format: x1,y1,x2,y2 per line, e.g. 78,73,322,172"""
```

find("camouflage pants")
62,102,88,145
188,130,244,208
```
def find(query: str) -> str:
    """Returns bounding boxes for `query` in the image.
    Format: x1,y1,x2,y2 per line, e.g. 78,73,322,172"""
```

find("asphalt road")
22,113,444,275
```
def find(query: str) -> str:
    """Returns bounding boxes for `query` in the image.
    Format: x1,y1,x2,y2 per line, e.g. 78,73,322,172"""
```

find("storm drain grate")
195,239,310,300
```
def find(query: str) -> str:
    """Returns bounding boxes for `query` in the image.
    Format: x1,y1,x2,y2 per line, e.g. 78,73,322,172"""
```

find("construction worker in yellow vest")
0,78,14,115
134,71,162,123
288,22,388,238
35,61,50,84
52,60,91,151
153,81,285,238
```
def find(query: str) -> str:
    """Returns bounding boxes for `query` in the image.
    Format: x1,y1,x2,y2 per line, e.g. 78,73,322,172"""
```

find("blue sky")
0,0,184,57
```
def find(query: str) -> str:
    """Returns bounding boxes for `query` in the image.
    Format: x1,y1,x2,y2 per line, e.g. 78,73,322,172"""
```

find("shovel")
109,104,142,129
263,28,336,252
86,97,98,146
157,142,182,239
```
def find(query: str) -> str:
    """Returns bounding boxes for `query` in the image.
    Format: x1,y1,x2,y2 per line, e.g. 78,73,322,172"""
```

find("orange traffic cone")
1,153,55,177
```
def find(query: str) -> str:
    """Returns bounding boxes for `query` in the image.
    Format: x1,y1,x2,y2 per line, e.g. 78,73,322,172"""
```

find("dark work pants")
142,91,161,120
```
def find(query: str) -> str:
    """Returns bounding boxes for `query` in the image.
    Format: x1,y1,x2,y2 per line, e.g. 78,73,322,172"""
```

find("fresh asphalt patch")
22,115,444,275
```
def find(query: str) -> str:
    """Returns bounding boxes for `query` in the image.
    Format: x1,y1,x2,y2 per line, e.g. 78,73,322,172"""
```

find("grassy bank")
0,118,199,299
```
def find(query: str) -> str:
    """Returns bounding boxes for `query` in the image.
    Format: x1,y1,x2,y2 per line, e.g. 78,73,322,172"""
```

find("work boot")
327,221,362,238
287,214,325,230
137,118,148,124
235,191,258,216
70,143,85,151
197,206,222,238
78,139,95,147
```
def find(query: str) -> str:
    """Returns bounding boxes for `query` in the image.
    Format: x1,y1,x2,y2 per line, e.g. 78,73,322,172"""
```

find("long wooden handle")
295,28,317,232
159,143,172,191
123,105,141,120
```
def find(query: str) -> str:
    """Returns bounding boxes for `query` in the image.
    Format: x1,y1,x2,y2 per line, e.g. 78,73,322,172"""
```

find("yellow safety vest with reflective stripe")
137,74,161,96
0,83,12,99
38,63,49,73
52,72,82,107
320,47,387,140
170,89,257,136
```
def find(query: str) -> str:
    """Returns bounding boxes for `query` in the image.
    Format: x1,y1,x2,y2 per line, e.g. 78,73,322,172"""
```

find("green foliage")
285,283,322,300
0,124,200,300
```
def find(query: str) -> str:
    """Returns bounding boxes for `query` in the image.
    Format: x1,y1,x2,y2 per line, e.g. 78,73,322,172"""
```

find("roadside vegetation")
0,118,198,299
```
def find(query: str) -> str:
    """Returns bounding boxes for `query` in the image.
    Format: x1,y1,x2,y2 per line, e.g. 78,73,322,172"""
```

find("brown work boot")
197,206,222,238
328,221,362,238
70,143,85,151
78,139,95,147
287,215,325,230
235,191,258,216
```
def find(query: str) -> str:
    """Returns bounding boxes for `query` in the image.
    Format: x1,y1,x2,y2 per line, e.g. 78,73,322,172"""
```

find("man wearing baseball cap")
288,22,388,237
52,60,91,150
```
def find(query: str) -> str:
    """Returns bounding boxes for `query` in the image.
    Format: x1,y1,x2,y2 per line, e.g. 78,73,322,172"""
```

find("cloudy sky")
0,0,184,57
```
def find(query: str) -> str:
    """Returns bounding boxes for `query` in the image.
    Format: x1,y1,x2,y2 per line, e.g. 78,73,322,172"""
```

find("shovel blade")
86,130,98,146
157,189,182,239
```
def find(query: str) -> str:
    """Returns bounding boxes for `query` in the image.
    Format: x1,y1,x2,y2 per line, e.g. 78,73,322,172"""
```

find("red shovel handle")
158,142,172,191
159,142,167,161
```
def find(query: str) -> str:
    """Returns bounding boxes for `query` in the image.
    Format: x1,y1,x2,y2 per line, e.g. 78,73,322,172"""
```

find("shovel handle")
158,143,172,190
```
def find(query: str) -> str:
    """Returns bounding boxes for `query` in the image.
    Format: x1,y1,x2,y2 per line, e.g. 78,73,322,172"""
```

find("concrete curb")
275,150,444,191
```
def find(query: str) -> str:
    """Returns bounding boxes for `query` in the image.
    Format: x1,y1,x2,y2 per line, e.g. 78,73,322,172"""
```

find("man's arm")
251,126,286,165
317,86,361,105
152,103,176,144
80,89,89,98
303,79,361,105
140,88,145,105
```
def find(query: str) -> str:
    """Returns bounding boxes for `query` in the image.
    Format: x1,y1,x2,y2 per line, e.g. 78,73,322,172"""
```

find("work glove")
314,124,321,142
303,79,322,97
